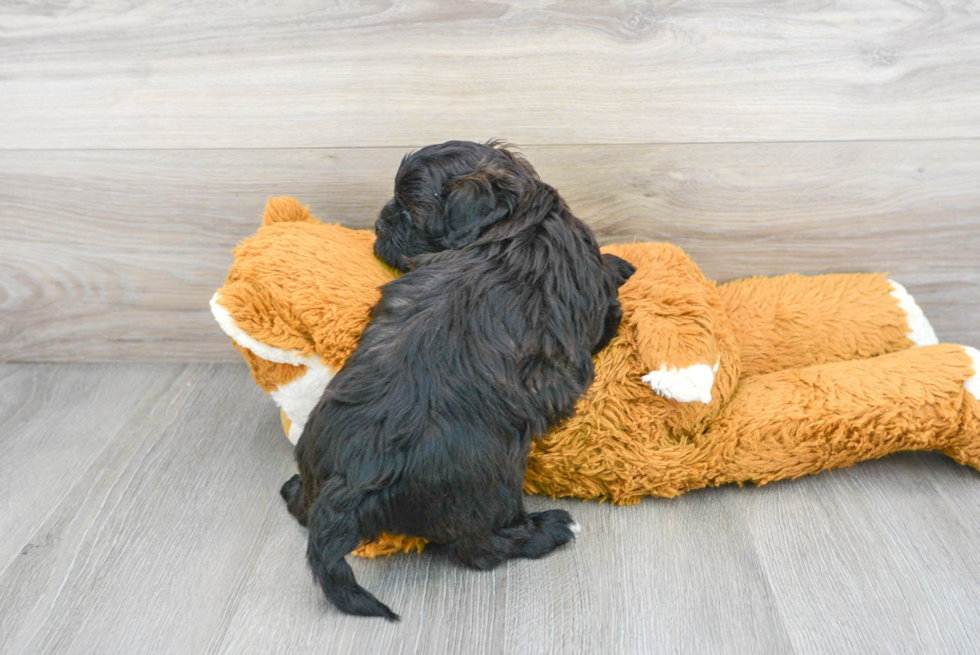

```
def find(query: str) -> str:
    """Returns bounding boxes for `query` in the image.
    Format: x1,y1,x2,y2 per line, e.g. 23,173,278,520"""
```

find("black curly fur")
282,141,634,620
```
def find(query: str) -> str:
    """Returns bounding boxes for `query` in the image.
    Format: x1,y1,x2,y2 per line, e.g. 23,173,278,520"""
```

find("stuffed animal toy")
212,197,980,557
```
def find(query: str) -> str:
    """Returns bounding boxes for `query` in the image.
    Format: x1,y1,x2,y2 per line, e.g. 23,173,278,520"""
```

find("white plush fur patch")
271,362,334,444
889,280,938,347
210,292,335,444
642,360,719,404
964,346,980,402
211,293,322,367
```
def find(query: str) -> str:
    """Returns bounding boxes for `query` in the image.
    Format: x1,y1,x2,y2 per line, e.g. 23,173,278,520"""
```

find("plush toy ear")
262,196,319,226
439,167,525,248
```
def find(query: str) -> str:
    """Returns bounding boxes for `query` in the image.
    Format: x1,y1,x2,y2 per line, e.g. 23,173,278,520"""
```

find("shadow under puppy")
281,141,635,620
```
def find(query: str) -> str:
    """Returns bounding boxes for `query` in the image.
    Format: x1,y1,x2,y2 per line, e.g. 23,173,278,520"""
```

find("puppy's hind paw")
280,474,309,526
280,474,302,503
516,509,578,559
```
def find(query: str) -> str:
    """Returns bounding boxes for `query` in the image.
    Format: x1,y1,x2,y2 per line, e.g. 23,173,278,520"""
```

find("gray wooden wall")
2,1,979,362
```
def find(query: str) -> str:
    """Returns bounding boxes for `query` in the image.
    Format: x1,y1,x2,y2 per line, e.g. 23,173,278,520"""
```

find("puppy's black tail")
306,491,399,621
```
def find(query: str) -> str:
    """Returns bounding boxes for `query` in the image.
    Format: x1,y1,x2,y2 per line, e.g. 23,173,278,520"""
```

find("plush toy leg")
718,273,937,376
945,346,980,469
703,343,980,489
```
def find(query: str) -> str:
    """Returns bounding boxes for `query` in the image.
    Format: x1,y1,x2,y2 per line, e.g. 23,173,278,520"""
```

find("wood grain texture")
739,454,980,653
216,493,793,655
2,141,978,362
1,0,979,149
2,364,980,653
0,364,292,655
0,363,172,577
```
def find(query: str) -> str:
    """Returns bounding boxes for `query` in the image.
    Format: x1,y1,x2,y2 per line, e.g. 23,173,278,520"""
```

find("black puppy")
281,141,635,620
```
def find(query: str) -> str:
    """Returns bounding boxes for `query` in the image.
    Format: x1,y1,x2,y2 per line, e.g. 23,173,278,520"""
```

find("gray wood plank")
904,453,980,543
0,364,293,655
0,363,793,654
739,453,980,654
215,493,793,655
1,0,979,148
497,492,794,655
3,364,980,654
2,141,979,362
0,363,178,576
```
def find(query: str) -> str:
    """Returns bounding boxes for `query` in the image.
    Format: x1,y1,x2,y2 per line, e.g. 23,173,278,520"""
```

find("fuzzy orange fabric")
213,197,980,558
217,199,399,371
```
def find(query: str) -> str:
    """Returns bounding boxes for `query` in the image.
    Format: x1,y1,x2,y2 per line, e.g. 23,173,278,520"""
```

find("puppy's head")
374,140,538,271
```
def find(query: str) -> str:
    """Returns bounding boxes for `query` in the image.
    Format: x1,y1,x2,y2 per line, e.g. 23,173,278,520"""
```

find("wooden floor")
1,362,979,655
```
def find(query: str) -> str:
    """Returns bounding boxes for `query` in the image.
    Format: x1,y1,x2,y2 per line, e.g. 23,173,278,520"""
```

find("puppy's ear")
439,168,525,248
603,253,636,287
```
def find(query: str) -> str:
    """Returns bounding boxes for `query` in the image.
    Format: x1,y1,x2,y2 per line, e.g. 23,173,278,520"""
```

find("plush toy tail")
307,489,399,621
263,196,320,226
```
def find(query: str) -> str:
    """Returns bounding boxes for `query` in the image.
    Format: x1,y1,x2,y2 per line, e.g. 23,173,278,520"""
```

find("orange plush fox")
213,197,980,556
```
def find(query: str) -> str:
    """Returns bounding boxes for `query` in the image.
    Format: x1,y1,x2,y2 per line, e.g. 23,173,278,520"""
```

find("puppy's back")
295,171,624,619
